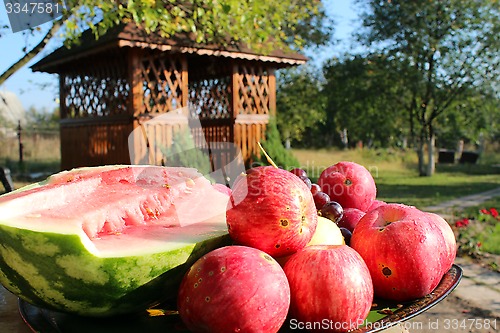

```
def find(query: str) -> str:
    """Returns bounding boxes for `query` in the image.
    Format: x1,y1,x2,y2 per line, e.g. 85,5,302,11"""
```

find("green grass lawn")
292,148,500,209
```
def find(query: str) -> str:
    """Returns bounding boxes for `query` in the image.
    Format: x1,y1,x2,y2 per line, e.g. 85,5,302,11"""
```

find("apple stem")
257,142,278,168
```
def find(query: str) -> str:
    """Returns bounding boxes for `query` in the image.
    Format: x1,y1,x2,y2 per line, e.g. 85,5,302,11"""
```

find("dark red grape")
339,227,352,246
299,175,312,190
320,201,344,223
289,168,307,178
310,183,321,195
313,191,330,210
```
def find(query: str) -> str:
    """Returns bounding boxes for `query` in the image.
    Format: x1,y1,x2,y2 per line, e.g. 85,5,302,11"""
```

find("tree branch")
0,17,63,86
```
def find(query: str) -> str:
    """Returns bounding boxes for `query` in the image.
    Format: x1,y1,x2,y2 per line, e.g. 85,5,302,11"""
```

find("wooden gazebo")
31,23,307,172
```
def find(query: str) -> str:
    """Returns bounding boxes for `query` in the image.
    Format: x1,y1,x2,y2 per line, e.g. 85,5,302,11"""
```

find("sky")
0,1,360,113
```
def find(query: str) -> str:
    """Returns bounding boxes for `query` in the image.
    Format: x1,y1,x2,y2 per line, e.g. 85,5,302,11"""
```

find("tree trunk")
0,20,62,85
417,128,426,176
417,144,426,176
426,132,436,176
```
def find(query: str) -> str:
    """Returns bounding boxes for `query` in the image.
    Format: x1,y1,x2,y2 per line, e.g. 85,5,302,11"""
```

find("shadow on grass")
377,182,500,209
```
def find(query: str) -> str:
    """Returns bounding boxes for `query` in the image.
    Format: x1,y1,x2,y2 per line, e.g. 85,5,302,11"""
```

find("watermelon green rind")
0,165,231,317
0,224,230,316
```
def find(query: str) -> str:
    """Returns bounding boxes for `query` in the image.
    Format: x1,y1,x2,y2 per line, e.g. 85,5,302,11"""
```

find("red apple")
367,199,387,211
337,207,365,232
177,245,290,333
226,166,318,257
425,212,457,275
350,203,456,302
283,245,373,333
318,161,376,212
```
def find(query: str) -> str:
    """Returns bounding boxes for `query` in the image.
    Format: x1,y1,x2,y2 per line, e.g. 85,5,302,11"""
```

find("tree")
276,65,326,148
1,0,333,85
355,0,500,175
435,86,499,151
321,53,408,149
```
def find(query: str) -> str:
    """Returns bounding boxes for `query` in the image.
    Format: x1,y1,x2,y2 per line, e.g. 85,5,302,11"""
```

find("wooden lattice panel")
139,52,186,114
61,56,129,119
234,64,271,115
189,77,231,120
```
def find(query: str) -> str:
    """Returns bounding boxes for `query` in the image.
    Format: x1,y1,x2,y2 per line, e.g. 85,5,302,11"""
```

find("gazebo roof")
32,22,308,74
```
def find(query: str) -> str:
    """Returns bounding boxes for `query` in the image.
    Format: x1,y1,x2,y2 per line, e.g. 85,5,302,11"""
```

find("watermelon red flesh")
0,165,230,316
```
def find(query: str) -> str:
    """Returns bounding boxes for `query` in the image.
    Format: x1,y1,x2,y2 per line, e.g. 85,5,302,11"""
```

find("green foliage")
254,118,299,170
25,106,60,130
353,0,500,175
60,0,333,52
320,53,409,149
276,65,326,145
160,128,212,176
436,88,500,149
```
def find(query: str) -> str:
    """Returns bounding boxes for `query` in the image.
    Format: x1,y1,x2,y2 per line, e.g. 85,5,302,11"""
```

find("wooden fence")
0,127,60,164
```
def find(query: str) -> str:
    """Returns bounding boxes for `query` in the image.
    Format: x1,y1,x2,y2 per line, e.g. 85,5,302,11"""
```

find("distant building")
0,90,26,137
0,90,26,125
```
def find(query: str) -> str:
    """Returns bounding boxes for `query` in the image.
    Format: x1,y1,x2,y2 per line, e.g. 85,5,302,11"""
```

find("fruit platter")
0,162,461,333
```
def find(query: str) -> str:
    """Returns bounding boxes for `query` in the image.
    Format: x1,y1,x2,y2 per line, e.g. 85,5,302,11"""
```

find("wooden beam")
268,67,276,116
231,61,240,143
181,56,189,107
59,74,67,119
128,48,144,119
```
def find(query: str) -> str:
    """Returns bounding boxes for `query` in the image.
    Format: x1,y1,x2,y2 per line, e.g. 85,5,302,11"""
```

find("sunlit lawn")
292,148,500,209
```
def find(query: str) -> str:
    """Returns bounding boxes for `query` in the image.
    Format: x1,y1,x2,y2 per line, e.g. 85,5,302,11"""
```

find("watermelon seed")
185,178,196,187
275,244,281,249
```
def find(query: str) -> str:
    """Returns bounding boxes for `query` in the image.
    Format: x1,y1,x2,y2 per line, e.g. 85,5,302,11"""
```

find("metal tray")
19,264,462,333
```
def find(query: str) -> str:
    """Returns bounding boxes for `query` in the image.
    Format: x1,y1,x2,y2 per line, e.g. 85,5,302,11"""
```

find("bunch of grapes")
289,168,352,244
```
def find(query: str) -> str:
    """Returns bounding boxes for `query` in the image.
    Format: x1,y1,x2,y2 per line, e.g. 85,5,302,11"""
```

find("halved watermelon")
0,165,230,317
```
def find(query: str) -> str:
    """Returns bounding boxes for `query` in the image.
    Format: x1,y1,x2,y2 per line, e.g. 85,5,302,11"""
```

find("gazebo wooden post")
128,48,144,121
59,75,67,119
58,74,67,169
181,58,189,107
268,68,277,116
128,48,145,165
231,61,240,146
